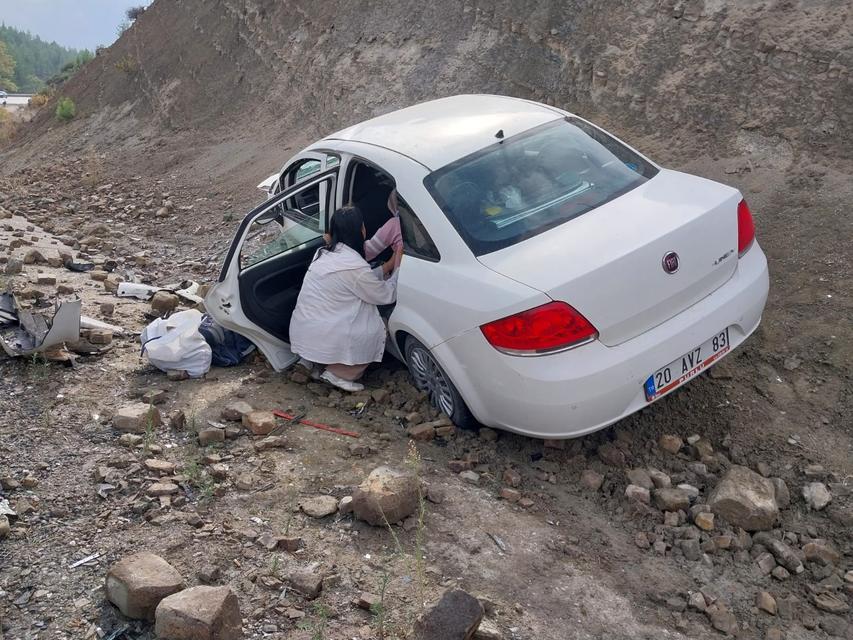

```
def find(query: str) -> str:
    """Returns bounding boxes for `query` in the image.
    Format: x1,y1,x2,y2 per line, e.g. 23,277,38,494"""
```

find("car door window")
398,197,440,261
240,176,333,270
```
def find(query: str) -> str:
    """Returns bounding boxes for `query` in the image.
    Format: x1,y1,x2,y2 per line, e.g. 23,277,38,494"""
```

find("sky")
0,0,154,51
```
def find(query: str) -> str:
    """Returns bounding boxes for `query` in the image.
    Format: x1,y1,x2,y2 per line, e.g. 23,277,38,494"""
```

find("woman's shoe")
320,370,365,392
296,358,322,380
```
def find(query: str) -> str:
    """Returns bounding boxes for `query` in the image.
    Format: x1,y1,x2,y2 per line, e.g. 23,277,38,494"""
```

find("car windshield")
424,117,659,255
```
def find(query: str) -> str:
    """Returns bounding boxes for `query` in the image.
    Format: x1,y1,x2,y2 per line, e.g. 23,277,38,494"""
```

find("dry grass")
0,108,16,142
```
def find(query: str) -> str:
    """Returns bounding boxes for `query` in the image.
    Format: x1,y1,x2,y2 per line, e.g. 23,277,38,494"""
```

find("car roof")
323,94,565,171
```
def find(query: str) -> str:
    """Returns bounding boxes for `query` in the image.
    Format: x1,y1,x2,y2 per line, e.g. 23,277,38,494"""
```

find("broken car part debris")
0,292,81,357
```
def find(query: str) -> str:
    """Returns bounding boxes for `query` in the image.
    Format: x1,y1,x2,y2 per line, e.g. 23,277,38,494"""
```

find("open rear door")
206,169,338,370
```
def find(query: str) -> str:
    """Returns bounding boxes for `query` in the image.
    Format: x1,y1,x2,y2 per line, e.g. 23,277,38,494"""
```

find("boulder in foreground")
352,466,419,526
154,585,242,639
106,552,184,620
708,465,778,531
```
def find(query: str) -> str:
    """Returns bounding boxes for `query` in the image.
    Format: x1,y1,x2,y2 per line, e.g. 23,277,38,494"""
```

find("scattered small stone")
771,566,790,581
221,401,253,421
500,487,521,503
681,539,701,561
648,468,671,488
338,496,353,514
300,495,338,518
705,603,738,635
286,570,323,599
634,532,650,549
802,482,831,510
459,470,480,485
688,592,707,612
479,427,498,442
626,468,653,490
147,482,179,497
597,442,625,466
810,592,849,614
659,434,683,454
580,469,604,491
113,403,162,433
756,552,776,574
756,591,777,615
447,460,474,473
407,423,436,441
625,484,650,504
765,628,784,640
653,488,690,512
106,552,184,620
770,478,790,509
753,532,804,574
502,468,522,488
356,592,380,611
694,512,715,531
144,459,176,475
198,427,225,445
255,435,287,451
803,541,840,566
154,585,242,640
142,389,167,405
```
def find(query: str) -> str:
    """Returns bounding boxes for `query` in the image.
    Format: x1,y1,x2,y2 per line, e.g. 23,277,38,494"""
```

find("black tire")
404,336,477,430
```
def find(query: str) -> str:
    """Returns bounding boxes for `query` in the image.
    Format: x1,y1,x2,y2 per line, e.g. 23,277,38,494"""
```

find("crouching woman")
289,205,402,392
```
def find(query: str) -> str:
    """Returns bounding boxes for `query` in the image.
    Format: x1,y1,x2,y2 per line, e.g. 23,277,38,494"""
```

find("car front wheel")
404,336,476,429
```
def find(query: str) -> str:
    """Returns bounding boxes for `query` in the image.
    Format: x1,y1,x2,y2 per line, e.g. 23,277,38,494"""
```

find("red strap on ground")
273,409,360,438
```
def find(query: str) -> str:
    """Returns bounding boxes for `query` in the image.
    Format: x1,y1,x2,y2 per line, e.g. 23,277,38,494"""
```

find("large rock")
412,590,484,640
114,403,162,433
300,495,338,518
106,552,184,620
708,466,779,531
154,586,242,639
802,482,832,510
352,466,419,526
242,411,276,435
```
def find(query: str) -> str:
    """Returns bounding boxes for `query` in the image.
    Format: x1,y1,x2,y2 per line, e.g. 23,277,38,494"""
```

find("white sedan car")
207,95,769,438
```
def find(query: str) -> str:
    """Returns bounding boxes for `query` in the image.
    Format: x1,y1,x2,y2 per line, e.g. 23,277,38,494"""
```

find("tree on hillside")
0,24,88,93
0,40,17,91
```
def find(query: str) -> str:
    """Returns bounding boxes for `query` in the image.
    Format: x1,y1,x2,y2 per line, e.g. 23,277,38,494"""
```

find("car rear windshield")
424,117,659,255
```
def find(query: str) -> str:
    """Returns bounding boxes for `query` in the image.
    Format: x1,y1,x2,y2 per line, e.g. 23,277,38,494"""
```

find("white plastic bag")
140,309,212,377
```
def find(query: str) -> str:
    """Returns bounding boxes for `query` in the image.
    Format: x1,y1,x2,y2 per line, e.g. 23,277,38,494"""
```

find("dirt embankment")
3,0,852,193
0,1,852,639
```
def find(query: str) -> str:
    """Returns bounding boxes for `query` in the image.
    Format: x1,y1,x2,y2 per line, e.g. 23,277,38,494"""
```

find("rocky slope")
2,0,851,194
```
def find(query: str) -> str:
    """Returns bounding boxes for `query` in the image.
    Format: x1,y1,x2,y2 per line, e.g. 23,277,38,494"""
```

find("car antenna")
495,129,505,142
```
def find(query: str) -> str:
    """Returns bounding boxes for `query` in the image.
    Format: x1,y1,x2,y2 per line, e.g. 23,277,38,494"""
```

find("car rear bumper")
433,243,769,438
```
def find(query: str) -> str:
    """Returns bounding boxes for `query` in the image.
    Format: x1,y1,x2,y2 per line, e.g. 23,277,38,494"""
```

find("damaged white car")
208,94,769,438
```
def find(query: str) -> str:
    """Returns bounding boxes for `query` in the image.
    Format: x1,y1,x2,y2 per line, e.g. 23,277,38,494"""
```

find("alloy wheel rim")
409,347,455,417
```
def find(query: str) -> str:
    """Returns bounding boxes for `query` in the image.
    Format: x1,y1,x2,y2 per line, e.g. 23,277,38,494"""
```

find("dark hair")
322,205,365,259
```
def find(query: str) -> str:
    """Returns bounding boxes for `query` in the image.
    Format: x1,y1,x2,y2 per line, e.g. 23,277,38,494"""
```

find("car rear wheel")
404,336,476,429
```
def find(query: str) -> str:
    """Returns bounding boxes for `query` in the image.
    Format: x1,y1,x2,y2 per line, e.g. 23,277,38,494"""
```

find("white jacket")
289,244,398,365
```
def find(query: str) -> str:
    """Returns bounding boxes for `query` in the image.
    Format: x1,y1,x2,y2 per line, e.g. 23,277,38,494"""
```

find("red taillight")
480,301,598,355
737,199,755,256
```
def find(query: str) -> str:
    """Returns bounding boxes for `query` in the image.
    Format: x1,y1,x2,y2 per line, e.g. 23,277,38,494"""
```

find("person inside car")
289,205,403,392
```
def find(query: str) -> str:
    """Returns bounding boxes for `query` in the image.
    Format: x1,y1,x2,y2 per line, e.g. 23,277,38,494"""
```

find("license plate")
644,328,731,402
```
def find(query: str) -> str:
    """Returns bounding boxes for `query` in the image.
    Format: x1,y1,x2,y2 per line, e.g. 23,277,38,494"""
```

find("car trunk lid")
477,169,742,346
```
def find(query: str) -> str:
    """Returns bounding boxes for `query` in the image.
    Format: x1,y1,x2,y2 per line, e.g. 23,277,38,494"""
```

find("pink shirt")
364,215,403,261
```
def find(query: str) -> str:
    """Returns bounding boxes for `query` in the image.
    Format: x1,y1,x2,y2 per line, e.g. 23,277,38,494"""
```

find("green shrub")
114,55,138,74
55,97,76,121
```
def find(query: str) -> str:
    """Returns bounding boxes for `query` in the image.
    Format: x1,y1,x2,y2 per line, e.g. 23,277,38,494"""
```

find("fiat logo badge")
662,251,679,274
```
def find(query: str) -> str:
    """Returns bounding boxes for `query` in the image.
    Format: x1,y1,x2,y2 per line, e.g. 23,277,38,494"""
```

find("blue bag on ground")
198,313,256,367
